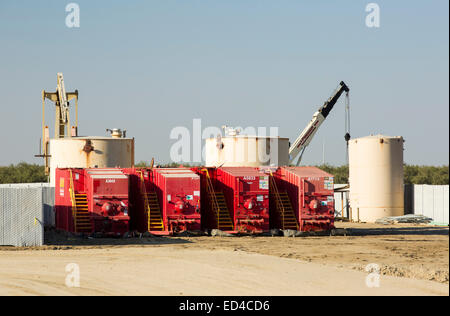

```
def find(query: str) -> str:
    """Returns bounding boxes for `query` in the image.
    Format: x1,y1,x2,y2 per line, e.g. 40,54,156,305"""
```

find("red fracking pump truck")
199,167,270,234
272,166,335,232
54,168,130,235
153,168,201,234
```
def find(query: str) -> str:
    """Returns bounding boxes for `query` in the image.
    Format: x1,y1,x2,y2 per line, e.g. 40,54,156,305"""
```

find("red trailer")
271,166,335,232
55,168,130,235
121,167,155,233
200,167,270,234
153,168,201,234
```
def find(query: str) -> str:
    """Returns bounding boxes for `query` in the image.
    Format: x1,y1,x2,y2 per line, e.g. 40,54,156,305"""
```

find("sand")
0,222,448,296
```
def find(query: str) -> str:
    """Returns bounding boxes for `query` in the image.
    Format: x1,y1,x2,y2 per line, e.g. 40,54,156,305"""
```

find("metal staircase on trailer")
269,172,299,230
73,193,91,233
139,171,164,232
146,192,164,231
203,169,234,231
69,170,92,233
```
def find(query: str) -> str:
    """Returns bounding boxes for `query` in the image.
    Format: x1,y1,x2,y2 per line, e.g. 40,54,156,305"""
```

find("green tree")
0,162,47,184
0,162,447,185
316,164,349,184
315,164,449,185
404,165,449,185
135,161,150,167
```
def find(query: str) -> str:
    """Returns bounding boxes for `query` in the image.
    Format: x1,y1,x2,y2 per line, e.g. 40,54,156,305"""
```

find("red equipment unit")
55,168,130,235
55,168,83,233
214,167,270,234
274,166,335,232
121,167,154,233
85,169,130,234
153,168,201,233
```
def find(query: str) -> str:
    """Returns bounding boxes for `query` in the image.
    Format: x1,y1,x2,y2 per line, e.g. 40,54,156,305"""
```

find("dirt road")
177,223,449,284
0,247,448,296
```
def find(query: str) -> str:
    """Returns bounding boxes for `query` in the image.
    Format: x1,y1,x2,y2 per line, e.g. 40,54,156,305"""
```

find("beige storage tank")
348,135,404,222
49,136,134,185
205,135,289,167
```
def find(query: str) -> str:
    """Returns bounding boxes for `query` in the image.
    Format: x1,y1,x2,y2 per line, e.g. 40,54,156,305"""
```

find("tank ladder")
202,169,234,231
138,171,164,232
269,172,299,230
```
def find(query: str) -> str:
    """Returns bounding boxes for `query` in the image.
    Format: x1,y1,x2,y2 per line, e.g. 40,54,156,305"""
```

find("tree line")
0,163,47,184
318,164,449,185
0,162,448,185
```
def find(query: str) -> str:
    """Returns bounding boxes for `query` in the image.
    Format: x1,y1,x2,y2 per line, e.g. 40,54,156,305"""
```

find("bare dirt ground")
0,222,448,296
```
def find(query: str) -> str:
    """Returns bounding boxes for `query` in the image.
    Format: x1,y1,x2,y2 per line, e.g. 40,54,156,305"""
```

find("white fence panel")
413,185,449,225
0,187,44,246
0,183,54,228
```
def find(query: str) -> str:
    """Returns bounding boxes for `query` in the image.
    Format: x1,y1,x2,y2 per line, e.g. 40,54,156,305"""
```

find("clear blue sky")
0,0,448,166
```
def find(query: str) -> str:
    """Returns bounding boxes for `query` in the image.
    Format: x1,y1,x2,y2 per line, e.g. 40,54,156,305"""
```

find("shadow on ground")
348,226,449,237
43,231,193,247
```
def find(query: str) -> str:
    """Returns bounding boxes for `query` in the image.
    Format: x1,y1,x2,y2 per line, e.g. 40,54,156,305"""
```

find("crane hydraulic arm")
289,81,350,166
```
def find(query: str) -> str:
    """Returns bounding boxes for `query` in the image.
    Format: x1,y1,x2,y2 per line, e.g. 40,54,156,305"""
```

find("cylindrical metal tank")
348,135,405,222
49,136,135,186
205,136,289,167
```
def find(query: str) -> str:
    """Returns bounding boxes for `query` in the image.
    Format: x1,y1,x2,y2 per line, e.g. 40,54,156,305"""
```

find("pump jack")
36,73,79,175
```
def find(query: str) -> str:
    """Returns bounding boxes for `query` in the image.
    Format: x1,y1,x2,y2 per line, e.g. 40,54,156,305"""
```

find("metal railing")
68,169,78,231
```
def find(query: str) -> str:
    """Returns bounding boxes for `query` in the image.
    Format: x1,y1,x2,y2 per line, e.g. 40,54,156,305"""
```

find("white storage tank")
348,135,405,222
49,136,134,185
205,135,289,167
